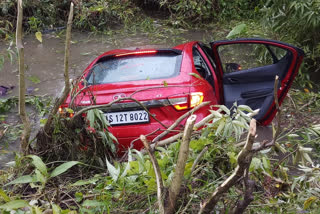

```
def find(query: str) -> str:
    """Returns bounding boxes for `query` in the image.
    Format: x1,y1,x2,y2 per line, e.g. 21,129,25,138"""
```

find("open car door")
211,38,304,125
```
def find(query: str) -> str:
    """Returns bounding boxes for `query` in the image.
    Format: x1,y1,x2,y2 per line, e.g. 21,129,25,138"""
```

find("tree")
16,0,31,155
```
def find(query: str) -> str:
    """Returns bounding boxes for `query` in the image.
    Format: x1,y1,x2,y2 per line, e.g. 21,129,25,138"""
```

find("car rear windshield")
87,54,182,84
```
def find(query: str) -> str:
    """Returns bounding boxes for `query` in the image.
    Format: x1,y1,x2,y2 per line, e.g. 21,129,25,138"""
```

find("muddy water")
1,32,171,97
0,31,273,168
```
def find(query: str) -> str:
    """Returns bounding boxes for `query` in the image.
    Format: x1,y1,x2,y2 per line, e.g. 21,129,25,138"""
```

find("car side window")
192,48,214,86
217,43,289,73
199,44,217,70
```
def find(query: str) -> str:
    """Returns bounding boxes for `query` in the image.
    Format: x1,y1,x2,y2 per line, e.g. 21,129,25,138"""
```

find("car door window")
192,48,214,87
217,43,288,73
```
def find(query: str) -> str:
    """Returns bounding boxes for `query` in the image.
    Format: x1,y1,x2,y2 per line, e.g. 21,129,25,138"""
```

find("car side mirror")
226,63,242,73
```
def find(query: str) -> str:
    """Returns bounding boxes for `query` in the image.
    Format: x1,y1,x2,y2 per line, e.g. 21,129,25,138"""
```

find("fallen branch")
198,119,256,214
71,97,168,129
274,75,281,139
252,75,282,152
140,113,215,154
43,2,74,134
165,115,197,214
230,174,255,214
0,127,8,141
152,101,210,143
298,96,317,111
140,135,165,214
191,145,209,175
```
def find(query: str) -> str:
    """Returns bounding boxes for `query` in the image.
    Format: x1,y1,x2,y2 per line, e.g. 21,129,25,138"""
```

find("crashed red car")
61,38,304,151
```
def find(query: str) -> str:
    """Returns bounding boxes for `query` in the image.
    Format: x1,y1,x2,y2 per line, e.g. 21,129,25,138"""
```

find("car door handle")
227,78,238,83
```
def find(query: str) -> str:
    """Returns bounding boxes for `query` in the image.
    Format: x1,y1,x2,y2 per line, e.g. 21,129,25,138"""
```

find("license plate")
105,110,149,125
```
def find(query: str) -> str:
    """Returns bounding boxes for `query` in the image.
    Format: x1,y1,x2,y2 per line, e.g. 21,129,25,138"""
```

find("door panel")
211,38,304,125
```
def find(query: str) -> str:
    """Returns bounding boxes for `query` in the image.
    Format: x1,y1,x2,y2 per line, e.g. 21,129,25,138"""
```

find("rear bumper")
110,107,210,152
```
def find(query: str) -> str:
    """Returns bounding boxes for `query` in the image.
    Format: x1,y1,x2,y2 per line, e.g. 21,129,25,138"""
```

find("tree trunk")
16,0,31,155
165,115,197,214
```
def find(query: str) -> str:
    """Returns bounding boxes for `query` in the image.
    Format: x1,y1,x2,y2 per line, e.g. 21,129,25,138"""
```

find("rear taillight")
169,96,189,110
190,92,204,108
168,92,204,111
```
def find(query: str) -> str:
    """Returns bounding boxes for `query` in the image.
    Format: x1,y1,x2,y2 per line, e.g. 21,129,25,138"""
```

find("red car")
62,38,304,151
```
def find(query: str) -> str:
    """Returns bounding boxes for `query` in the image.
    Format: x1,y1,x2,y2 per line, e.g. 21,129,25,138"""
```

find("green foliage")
0,0,142,33
226,23,247,39
1,102,320,213
206,104,256,141
86,109,118,154
159,0,263,27
261,0,320,88
0,41,15,72
6,155,80,188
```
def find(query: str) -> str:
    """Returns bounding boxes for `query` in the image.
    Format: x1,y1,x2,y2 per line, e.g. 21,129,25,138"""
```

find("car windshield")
87,54,181,84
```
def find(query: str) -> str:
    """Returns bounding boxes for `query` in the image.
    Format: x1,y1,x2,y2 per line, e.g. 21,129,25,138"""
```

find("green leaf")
0,200,29,210
35,31,42,43
262,157,271,173
86,110,95,128
106,159,120,182
6,175,35,185
226,24,247,39
163,80,168,87
216,119,225,135
50,161,80,178
304,196,317,210
209,110,222,118
27,155,48,176
71,177,99,186
219,105,230,115
65,108,74,114
35,169,47,185
40,118,47,125
249,157,261,172
28,75,41,84
237,105,253,113
232,120,247,129
33,206,42,214
82,200,105,207
80,52,92,56
0,188,10,202
189,72,202,79
52,203,61,214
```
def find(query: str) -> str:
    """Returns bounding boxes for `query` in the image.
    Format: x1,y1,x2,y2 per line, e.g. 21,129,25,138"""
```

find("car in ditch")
60,38,304,151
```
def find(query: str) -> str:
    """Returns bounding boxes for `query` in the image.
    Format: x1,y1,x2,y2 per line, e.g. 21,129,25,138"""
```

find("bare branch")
43,3,74,134
140,112,216,154
191,145,209,175
152,101,210,143
165,115,197,214
140,135,165,214
198,119,256,214
71,97,168,128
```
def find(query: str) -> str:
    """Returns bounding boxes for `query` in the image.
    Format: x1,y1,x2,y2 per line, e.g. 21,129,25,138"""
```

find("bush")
261,0,320,85
0,0,141,32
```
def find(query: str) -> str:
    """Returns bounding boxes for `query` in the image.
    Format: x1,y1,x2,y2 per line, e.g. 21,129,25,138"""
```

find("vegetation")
1,101,320,213
0,0,320,213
